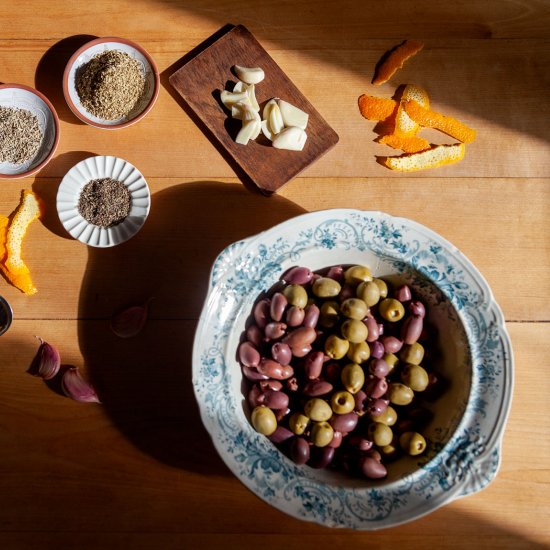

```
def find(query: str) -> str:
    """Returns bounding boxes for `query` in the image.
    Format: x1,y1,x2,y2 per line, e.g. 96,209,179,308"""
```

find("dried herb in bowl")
75,50,146,120
78,178,131,228
0,106,43,164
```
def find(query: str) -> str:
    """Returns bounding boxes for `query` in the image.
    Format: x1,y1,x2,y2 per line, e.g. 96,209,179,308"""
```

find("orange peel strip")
372,40,424,85
358,95,397,121
0,190,42,295
403,99,477,143
378,134,430,153
382,143,465,172
394,84,430,137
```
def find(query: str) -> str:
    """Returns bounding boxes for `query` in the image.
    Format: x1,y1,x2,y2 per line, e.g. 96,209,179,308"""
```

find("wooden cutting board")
169,25,339,194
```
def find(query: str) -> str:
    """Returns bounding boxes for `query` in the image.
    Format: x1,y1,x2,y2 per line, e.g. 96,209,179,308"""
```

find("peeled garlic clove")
28,337,61,380
261,119,274,141
236,119,261,145
62,367,100,403
231,101,249,120
241,103,261,124
220,90,248,108
269,103,284,135
278,99,309,130
251,119,262,140
246,83,260,112
272,126,308,151
234,65,265,85
262,98,278,121
233,81,245,93
111,302,149,338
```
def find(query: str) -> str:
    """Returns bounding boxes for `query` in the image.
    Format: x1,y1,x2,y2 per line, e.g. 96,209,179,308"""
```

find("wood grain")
0,0,549,547
169,25,338,193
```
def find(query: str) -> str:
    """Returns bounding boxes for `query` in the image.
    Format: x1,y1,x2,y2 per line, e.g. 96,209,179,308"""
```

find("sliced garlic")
261,120,274,141
272,126,308,151
221,90,248,109
262,98,278,122
278,99,309,130
234,65,265,85
236,119,261,145
269,103,284,135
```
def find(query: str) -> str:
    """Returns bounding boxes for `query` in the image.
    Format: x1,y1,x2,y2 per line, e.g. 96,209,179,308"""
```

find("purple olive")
264,322,287,340
290,437,310,465
309,446,335,469
369,358,390,379
285,306,305,327
365,317,379,342
409,300,426,318
271,342,292,365
381,336,403,354
304,351,324,379
401,315,423,345
330,412,359,433
303,304,320,328
259,380,283,392
292,344,312,358
263,389,290,410
242,365,269,382
246,324,263,347
283,326,317,348
238,341,260,368
354,390,368,413
395,285,412,302
248,384,263,408
257,359,294,380
326,265,344,282
270,292,288,322
365,375,388,398
369,398,389,416
360,456,387,479
283,266,313,285
269,426,294,444
348,435,373,451
302,379,333,397
369,340,385,359
253,299,271,328
328,430,343,448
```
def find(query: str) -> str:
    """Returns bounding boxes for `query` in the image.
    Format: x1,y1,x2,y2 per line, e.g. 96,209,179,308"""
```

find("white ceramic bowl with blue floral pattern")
192,209,513,529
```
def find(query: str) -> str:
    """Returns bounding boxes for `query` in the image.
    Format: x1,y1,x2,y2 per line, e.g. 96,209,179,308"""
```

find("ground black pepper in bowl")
77,178,131,227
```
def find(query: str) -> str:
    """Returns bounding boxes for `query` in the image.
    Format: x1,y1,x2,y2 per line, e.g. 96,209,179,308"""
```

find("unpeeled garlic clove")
62,367,100,403
234,65,265,85
28,337,61,380
278,99,309,130
111,302,150,338
272,126,308,151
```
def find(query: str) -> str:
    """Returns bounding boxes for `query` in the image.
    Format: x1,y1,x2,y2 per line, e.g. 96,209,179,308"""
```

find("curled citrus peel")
403,99,477,143
0,190,42,295
372,40,424,85
381,143,465,172
358,95,397,121
378,134,430,154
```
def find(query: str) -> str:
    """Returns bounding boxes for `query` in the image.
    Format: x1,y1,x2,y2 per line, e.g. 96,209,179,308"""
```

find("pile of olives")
238,264,441,479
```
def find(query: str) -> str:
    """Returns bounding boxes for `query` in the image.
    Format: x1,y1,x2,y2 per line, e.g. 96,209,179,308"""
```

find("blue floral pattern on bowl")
192,209,513,529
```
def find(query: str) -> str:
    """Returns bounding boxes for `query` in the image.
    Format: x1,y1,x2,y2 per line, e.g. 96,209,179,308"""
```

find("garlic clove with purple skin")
28,337,61,380
111,301,150,338
62,367,100,403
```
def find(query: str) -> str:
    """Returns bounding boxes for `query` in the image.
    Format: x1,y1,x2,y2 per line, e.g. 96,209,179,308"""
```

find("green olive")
388,383,414,406
400,342,425,365
382,352,399,374
356,281,381,307
401,364,429,391
341,319,369,343
344,265,373,287
283,284,308,308
380,443,399,460
319,301,340,328
325,334,349,359
378,298,405,322
340,298,368,320
330,391,355,414
251,406,277,436
312,277,342,298
310,421,334,447
289,412,310,435
368,422,393,447
372,278,388,298
399,431,427,456
372,405,397,426
304,398,333,421
347,341,371,364
341,363,365,394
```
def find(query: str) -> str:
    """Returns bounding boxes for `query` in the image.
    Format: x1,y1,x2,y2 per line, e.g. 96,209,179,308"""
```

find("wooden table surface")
1,1,549,548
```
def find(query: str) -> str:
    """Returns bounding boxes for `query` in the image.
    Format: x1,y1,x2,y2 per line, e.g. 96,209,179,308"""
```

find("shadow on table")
77,181,306,475
35,34,97,125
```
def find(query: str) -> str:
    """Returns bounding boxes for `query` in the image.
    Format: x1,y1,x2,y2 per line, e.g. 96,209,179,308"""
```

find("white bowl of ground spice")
0,84,59,178
63,37,159,129
57,155,151,247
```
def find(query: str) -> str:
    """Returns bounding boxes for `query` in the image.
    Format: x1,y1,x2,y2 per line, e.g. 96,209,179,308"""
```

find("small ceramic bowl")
0,84,59,179
63,37,159,129
193,210,513,529
56,155,151,247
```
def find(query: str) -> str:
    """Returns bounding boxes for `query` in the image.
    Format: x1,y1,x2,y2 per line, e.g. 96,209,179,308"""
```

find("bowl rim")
192,208,514,529
62,36,160,130
0,83,60,179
